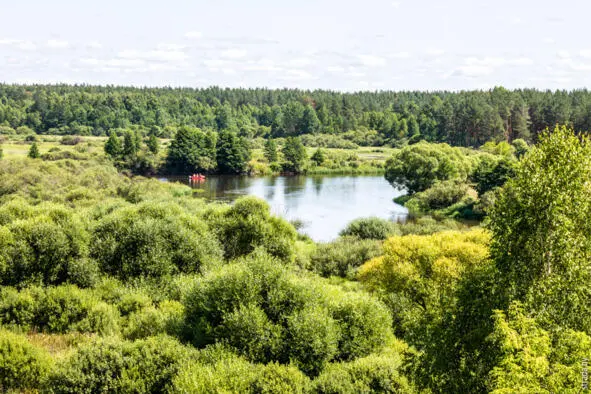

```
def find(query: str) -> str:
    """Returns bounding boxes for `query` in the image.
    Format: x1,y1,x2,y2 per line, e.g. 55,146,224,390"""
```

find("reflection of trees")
311,176,324,195
264,176,278,201
283,175,307,196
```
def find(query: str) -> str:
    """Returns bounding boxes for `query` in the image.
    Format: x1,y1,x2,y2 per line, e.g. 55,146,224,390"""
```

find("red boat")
189,173,206,182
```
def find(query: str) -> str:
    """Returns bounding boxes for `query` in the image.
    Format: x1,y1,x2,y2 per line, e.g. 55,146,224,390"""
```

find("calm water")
164,175,408,242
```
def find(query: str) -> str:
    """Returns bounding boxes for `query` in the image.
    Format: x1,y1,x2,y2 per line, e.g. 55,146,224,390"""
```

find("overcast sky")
0,0,588,91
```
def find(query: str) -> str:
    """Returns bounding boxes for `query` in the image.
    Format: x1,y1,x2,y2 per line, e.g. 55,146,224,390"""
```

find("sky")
0,0,589,91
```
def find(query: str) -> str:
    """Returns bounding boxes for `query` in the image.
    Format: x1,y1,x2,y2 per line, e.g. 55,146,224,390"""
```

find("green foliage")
404,180,479,219
385,142,476,193
28,142,40,158
104,130,122,158
512,138,529,158
264,138,278,162
487,302,591,393
471,155,516,195
146,134,159,154
358,229,490,341
314,352,414,393
489,126,591,331
216,128,251,174
47,335,192,393
0,330,51,391
0,203,90,286
165,126,217,174
282,136,307,173
183,251,394,376
310,237,382,279
311,148,326,166
340,217,399,240
91,202,223,279
207,196,297,261
0,285,120,334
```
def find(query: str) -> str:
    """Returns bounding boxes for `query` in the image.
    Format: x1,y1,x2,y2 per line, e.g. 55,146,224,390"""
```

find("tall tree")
281,137,307,173
216,129,251,174
489,125,591,331
104,130,122,158
264,138,278,163
165,126,217,174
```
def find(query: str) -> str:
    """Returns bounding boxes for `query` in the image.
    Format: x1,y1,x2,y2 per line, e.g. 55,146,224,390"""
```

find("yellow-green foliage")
488,302,591,393
358,229,490,336
0,330,52,391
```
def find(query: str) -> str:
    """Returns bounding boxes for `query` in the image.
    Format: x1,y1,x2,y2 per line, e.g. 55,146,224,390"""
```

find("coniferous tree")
104,131,122,158
216,129,251,174
264,138,278,163
282,137,307,173
146,134,159,154
28,142,40,159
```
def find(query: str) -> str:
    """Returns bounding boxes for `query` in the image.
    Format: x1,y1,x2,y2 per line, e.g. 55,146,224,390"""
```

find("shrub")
0,205,89,286
310,237,382,278
0,330,51,391
60,135,83,145
47,335,192,393
91,202,223,279
122,301,184,340
183,251,394,376
207,196,297,261
314,353,413,393
340,217,399,240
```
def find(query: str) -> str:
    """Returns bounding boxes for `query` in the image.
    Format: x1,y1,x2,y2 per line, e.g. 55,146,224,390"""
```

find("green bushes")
310,237,383,278
0,285,120,334
385,142,477,193
314,353,413,393
91,201,223,279
0,330,52,392
171,350,312,393
206,196,297,261
340,217,399,240
183,251,394,376
47,335,192,393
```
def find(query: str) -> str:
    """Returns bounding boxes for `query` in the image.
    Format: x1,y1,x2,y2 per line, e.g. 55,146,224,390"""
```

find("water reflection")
163,175,408,242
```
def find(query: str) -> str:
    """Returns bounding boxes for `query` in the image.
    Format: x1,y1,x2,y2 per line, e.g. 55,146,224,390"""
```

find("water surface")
165,175,408,242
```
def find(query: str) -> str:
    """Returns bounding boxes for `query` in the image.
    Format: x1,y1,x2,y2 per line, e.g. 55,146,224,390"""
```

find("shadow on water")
160,174,408,242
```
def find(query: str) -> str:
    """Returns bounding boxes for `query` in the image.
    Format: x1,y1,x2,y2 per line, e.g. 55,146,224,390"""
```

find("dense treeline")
3,84,591,146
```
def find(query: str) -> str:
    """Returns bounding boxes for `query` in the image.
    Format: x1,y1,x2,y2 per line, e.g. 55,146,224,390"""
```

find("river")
162,175,408,242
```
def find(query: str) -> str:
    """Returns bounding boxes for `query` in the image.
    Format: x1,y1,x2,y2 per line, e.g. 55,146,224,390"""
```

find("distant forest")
0,84,589,146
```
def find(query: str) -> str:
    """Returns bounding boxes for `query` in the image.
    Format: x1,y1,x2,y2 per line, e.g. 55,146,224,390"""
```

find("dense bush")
0,330,52,392
91,201,223,279
385,142,478,193
183,251,393,376
310,237,383,279
359,229,490,340
47,335,192,393
340,217,399,240
301,133,359,149
0,285,120,334
206,196,297,261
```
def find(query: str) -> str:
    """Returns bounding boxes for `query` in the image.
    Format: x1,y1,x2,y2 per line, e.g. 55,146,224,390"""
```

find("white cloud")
290,57,313,67
326,66,345,73
425,49,445,56
0,39,36,51
389,52,411,59
185,31,202,39
221,49,247,59
391,1,402,8
543,37,556,45
118,49,188,62
557,50,570,59
86,41,103,49
579,49,591,59
452,65,494,77
358,54,386,67
46,39,69,49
